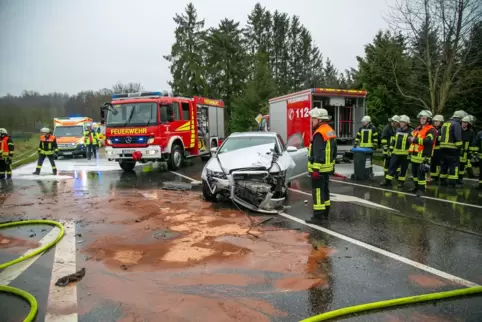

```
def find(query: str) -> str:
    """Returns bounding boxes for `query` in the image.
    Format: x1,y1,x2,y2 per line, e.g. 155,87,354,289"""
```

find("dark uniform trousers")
387,155,409,183
440,149,459,186
411,161,428,190
36,154,57,173
312,173,330,212
430,149,442,179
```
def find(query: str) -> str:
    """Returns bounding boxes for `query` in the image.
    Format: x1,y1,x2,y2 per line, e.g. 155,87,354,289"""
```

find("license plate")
63,152,72,155
122,149,135,154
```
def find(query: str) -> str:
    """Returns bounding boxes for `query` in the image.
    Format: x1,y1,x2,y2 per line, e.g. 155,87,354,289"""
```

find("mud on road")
1,179,332,322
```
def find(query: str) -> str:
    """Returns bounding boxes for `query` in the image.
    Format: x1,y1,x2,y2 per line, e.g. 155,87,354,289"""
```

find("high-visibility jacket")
84,131,99,145
433,126,442,150
38,135,59,155
381,124,396,155
389,127,411,155
408,124,437,163
460,128,475,163
1,135,14,158
355,124,378,148
440,119,462,149
470,130,482,157
308,123,337,173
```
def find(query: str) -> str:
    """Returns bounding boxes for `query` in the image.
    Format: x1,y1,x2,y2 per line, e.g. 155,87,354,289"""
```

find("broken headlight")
207,169,227,179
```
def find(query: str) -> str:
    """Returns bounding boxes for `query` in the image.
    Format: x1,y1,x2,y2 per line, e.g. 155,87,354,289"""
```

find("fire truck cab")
268,88,367,158
101,91,225,172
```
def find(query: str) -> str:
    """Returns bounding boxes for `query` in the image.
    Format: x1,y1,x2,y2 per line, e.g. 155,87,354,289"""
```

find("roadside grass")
11,136,38,169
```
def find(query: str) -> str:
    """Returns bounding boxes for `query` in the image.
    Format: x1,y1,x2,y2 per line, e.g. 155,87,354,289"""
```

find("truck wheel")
119,160,136,172
167,145,183,170
202,180,217,202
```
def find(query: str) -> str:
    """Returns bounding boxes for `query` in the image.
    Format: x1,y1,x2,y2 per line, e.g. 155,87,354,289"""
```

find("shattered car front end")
202,144,290,214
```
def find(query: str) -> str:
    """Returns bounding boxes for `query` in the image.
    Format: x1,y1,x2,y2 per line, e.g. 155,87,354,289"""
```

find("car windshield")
107,103,158,126
218,136,276,154
53,126,84,137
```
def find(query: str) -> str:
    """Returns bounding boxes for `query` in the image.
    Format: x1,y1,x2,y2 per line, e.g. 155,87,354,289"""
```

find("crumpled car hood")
216,143,279,172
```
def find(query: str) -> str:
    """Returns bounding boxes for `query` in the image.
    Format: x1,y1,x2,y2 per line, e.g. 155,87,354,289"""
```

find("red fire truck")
268,88,367,151
100,91,225,172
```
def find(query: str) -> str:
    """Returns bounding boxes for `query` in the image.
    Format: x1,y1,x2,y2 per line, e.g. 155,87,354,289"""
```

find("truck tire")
202,180,217,202
167,144,183,170
119,160,136,172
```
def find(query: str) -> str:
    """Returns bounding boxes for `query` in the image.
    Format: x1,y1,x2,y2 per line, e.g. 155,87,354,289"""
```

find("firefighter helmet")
0,128,7,135
461,116,472,124
417,110,432,118
361,116,371,123
433,115,444,122
399,115,410,124
469,115,476,124
309,108,330,120
390,115,400,122
452,110,466,119
40,127,50,134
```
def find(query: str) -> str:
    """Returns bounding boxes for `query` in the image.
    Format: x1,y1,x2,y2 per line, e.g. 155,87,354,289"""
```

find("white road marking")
0,227,60,285
288,188,397,212
278,212,479,287
170,170,479,287
45,221,78,322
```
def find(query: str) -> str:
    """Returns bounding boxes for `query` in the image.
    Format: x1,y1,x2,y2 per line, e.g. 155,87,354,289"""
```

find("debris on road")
55,267,86,287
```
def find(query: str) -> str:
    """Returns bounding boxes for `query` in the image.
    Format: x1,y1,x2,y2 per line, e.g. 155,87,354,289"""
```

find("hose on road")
0,220,65,322
300,286,482,322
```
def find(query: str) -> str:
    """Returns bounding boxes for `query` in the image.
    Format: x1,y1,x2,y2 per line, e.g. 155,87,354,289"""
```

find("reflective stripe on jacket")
39,135,59,155
408,124,436,163
460,128,475,163
440,119,462,149
308,123,337,173
84,131,99,145
390,128,411,155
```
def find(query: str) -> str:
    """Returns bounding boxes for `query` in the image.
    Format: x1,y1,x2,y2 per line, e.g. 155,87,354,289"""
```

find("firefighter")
466,114,477,179
354,116,378,149
430,115,444,182
439,110,464,187
381,115,411,188
408,110,437,196
0,128,15,179
84,124,100,160
306,108,337,223
380,115,400,176
458,116,476,185
471,129,482,189
33,128,58,175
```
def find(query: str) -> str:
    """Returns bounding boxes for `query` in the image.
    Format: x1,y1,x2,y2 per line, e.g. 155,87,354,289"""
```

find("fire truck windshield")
107,103,158,126
54,126,84,137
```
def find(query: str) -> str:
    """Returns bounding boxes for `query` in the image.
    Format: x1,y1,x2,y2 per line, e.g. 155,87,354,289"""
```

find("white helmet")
309,108,330,120
417,110,432,118
390,115,400,122
0,128,7,135
452,110,466,119
361,116,371,123
40,127,50,134
469,115,476,123
399,115,410,124
461,116,472,124
433,115,444,122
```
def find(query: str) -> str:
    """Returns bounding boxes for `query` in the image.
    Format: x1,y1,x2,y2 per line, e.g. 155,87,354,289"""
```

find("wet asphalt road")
1,157,482,322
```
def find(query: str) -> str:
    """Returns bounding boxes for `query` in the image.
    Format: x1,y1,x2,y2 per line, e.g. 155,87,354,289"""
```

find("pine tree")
271,10,291,93
163,3,206,96
288,16,303,91
324,58,340,88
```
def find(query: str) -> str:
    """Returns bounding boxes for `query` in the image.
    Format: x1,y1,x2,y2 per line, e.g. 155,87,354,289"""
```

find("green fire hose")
0,220,65,322
300,285,482,322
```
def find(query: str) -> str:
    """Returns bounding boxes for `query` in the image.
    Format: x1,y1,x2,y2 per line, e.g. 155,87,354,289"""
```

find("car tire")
167,145,183,170
202,180,217,202
200,154,211,162
119,160,136,172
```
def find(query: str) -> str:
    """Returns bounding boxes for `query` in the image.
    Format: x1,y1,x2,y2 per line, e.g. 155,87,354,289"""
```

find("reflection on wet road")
1,158,481,321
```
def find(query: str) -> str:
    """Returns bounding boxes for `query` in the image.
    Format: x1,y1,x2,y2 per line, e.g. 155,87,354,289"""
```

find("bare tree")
112,82,144,94
387,0,482,114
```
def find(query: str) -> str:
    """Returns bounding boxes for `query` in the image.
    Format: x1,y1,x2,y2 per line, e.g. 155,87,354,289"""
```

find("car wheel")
202,180,217,202
168,145,183,170
119,160,136,172
200,154,211,162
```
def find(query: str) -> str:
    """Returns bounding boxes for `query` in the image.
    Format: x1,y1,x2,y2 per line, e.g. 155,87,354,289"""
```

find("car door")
275,135,295,179
286,133,308,178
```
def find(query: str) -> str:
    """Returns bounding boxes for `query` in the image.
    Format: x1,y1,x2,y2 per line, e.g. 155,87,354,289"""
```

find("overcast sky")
0,0,394,96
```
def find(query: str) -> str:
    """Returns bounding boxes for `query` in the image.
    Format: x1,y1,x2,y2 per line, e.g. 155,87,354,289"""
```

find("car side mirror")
210,147,218,153
287,146,298,152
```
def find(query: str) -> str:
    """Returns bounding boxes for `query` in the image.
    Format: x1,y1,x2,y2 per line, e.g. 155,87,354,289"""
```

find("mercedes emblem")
125,137,132,143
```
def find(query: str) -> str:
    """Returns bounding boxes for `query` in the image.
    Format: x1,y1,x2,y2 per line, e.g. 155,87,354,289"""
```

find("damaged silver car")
201,132,305,214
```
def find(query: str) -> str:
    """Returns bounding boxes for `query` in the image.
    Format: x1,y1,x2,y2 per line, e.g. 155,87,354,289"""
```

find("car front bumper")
57,144,86,156
104,146,163,160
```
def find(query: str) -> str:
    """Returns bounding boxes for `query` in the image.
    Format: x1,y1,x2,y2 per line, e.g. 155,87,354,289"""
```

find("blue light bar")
112,93,128,99
140,91,162,97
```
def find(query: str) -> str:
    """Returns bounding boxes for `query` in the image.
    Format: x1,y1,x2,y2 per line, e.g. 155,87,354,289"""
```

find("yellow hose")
0,220,65,322
300,286,482,322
